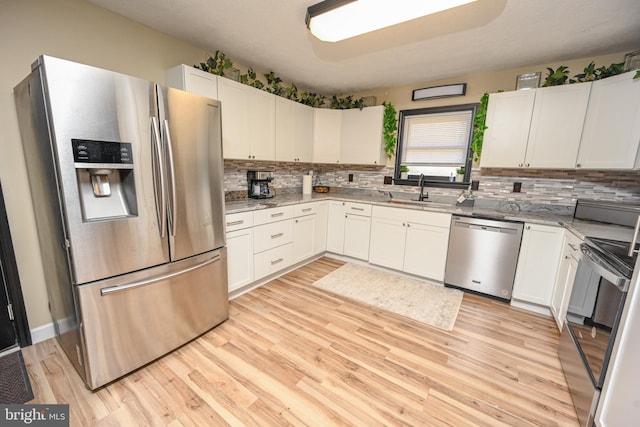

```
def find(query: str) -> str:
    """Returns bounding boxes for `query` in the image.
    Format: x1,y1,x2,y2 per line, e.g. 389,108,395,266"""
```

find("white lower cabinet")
512,223,564,307
326,202,372,261
253,218,293,281
225,212,254,293
369,216,406,270
343,213,371,260
293,213,316,263
326,201,347,253
253,206,294,281
369,206,451,282
403,222,450,281
254,243,293,280
313,202,328,254
550,231,582,330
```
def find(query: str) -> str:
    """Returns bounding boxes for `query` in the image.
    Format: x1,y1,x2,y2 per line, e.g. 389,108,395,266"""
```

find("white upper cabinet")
341,106,386,165
275,97,314,163
165,65,218,99
313,106,385,165
218,77,275,161
313,109,342,164
480,90,535,168
577,71,640,169
481,83,591,169
526,83,591,168
249,88,276,161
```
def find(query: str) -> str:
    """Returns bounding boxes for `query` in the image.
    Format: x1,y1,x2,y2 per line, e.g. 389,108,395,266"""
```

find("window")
394,103,477,185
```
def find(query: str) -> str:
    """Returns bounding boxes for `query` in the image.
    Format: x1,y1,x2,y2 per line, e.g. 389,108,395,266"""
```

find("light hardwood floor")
23,257,579,426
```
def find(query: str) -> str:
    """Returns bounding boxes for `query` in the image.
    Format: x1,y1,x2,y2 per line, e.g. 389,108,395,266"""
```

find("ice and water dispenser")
72,139,137,221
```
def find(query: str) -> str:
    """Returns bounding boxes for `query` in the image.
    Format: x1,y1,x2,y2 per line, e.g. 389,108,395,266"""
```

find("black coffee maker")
247,170,274,199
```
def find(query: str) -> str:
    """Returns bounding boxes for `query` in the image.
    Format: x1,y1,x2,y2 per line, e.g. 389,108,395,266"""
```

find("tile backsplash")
224,159,640,207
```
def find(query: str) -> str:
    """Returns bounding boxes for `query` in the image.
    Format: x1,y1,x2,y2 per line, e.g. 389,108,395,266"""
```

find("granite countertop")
225,191,636,242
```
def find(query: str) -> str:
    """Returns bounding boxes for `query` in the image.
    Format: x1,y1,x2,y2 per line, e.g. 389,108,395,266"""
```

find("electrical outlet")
348,173,353,182
513,182,522,193
383,176,392,185
471,180,479,191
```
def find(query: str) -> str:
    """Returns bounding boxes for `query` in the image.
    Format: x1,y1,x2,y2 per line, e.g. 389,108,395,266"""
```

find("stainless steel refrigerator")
14,55,229,389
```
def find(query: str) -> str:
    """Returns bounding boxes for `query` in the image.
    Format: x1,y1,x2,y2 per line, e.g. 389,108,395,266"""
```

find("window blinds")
401,110,472,166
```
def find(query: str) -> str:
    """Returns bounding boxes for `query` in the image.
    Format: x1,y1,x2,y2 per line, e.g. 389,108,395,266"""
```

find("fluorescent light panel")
306,0,477,42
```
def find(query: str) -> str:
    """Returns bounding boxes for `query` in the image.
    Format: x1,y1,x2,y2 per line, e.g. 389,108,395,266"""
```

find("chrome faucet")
418,173,428,201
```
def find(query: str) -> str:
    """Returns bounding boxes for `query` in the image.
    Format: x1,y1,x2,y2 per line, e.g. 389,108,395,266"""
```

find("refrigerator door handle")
150,116,167,239
100,252,221,296
163,119,178,237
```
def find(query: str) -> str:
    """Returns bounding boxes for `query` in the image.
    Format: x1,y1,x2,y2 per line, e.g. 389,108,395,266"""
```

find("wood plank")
22,257,579,426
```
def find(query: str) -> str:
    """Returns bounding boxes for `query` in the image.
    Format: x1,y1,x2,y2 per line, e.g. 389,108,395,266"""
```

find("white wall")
0,0,207,331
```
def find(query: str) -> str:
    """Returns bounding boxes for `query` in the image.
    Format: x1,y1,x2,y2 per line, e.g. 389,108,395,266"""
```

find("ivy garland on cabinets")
542,61,640,86
195,51,372,109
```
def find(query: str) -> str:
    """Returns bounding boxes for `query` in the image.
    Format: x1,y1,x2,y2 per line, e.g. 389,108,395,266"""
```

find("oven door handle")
581,246,630,291
629,215,640,257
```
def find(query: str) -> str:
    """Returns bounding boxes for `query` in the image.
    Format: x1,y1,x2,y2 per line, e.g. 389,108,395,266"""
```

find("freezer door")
159,87,225,261
38,56,169,284
76,249,229,389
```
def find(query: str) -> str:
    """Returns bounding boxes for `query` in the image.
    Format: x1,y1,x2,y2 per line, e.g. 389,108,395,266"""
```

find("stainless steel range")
559,200,639,426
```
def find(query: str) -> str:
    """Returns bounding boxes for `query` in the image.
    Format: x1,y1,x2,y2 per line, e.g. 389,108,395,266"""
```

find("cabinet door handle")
226,220,244,226
271,258,284,265
271,212,284,218
270,233,284,239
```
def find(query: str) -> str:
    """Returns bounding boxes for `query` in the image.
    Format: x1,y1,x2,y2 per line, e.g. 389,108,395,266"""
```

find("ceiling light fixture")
305,0,478,42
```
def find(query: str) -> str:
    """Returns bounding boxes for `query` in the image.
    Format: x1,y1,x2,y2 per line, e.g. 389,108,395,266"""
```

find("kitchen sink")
388,199,451,208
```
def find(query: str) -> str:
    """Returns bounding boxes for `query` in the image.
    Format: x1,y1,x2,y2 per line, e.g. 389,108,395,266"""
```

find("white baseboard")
30,322,56,344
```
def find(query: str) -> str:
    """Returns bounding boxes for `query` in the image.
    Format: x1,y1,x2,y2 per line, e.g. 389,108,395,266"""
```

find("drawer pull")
350,207,364,211
302,208,312,212
271,258,284,265
271,232,284,239
568,243,578,251
226,220,244,226
271,212,285,218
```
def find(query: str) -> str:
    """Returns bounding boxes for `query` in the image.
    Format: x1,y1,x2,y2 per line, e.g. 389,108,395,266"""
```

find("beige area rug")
312,263,464,331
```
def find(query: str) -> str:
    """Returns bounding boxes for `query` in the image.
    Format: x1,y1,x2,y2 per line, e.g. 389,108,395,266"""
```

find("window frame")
394,103,478,188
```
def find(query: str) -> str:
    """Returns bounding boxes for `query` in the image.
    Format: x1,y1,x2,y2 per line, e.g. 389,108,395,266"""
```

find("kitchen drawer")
253,219,293,253
345,202,371,216
254,243,293,280
225,211,253,232
253,205,294,226
294,202,319,217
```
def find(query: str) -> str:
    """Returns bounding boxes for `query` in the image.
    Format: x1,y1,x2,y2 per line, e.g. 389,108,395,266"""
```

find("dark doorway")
0,182,30,351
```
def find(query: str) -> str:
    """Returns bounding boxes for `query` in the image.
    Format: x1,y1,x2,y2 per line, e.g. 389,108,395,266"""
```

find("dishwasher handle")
452,219,520,235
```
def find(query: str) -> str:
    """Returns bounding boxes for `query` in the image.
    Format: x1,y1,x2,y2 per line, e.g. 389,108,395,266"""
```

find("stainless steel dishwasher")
444,215,524,301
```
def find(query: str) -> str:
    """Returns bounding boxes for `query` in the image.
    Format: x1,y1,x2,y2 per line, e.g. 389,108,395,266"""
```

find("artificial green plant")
382,102,398,159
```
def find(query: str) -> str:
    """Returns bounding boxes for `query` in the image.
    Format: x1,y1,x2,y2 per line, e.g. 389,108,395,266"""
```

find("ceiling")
88,0,640,94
